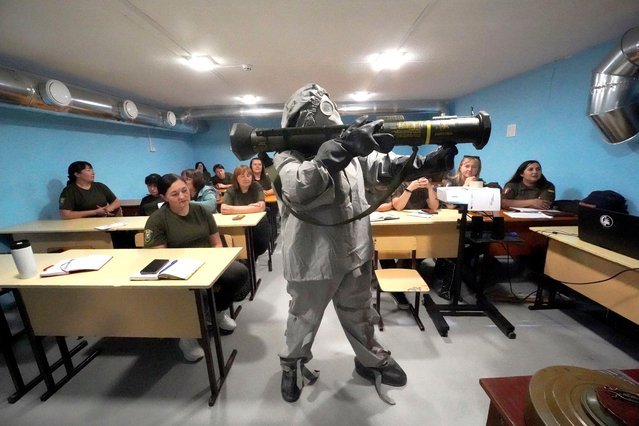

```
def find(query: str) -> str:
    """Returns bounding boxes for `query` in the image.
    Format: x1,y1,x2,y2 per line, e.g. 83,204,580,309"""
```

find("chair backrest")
373,236,418,267
134,232,144,248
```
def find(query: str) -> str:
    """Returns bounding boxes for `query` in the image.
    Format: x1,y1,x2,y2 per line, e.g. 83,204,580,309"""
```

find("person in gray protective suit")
267,84,457,404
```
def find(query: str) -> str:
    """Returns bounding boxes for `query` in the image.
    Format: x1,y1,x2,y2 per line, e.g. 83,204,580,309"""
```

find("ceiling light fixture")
183,55,217,72
235,95,261,105
242,107,281,115
368,50,413,71
350,91,373,102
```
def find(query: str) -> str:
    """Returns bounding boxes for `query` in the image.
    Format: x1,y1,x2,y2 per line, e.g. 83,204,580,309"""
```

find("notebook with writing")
578,206,639,259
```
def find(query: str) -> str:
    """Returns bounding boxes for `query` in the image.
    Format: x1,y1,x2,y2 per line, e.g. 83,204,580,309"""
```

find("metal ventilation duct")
588,26,639,144
177,99,450,121
0,65,201,134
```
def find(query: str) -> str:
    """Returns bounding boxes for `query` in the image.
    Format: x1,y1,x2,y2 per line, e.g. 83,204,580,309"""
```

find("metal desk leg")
245,227,261,300
196,289,237,406
13,290,99,402
0,292,43,403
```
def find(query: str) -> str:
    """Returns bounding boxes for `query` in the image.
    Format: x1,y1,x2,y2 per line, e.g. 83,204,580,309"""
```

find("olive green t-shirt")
223,182,264,205
143,203,218,248
391,182,430,210
59,182,117,214
502,181,555,202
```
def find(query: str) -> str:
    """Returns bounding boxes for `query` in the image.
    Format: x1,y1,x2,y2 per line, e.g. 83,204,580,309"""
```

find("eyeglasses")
463,155,480,160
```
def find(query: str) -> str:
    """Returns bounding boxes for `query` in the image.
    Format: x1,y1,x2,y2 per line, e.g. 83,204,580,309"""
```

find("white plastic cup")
10,239,37,279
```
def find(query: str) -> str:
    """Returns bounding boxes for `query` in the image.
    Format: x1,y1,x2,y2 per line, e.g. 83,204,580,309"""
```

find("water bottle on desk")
10,239,37,279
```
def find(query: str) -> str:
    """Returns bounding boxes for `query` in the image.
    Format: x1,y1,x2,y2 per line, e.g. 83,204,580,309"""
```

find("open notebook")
41,254,113,277
129,258,204,281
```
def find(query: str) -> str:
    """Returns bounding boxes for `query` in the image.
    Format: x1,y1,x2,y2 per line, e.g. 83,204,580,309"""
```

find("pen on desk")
158,260,177,274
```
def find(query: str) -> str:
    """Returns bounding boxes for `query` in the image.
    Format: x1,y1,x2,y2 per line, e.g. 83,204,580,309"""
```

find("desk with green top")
0,247,240,405
531,225,639,325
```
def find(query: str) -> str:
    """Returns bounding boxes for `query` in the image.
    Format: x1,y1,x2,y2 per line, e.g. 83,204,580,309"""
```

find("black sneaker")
390,292,410,310
281,366,301,402
354,357,407,387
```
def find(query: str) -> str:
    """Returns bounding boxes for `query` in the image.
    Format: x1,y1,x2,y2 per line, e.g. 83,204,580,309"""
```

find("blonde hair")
448,156,481,186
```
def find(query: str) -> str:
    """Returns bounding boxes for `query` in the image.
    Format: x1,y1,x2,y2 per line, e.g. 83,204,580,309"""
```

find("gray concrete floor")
1,246,638,426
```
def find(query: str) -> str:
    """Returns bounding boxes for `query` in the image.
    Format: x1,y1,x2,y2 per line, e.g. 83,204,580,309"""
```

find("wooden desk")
531,226,639,325
120,198,141,216
475,211,578,258
371,209,460,259
0,213,266,300
479,369,639,426
0,247,241,405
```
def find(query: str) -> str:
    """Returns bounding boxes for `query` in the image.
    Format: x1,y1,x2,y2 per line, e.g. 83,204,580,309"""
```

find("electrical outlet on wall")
506,124,517,137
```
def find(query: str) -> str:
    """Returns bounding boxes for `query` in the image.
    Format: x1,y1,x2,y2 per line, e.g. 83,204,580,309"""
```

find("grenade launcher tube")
230,111,491,161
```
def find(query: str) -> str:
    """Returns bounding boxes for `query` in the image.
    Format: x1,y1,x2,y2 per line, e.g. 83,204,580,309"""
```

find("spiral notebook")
129,258,204,281
41,254,113,277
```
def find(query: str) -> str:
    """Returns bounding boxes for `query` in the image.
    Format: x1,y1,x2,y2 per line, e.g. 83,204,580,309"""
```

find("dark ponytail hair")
67,161,93,186
157,173,183,196
506,160,549,187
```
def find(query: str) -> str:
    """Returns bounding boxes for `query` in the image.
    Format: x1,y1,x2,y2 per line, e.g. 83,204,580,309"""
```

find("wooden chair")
134,232,144,248
373,236,429,331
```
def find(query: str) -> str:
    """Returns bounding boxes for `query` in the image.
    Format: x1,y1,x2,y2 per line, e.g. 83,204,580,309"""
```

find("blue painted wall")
2,37,638,253
0,105,194,250
452,40,638,214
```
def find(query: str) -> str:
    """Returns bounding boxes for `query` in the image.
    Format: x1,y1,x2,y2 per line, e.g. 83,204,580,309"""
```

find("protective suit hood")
281,83,343,128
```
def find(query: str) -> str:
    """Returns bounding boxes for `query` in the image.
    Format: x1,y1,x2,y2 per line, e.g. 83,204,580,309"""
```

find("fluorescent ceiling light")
368,50,413,71
242,107,281,115
235,95,261,105
340,105,368,113
184,55,217,72
350,91,373,102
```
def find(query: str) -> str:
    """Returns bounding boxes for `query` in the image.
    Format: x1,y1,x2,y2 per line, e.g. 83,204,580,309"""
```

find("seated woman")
444,155,483,187
195,161,212,184
211,164,233,190
249,157,274,196
381,177,439,309
59,161,122,219
391,177,440,211
181,168,219,213
501,160,555,210
144,174,250,362
139,173,163,216
220,165,270,260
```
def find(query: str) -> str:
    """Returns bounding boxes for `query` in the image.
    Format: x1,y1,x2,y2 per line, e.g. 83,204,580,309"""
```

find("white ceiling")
1,0,638,115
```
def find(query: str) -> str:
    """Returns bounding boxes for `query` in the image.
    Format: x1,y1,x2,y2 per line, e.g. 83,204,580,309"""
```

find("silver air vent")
0,65,200,133
588,26,639,144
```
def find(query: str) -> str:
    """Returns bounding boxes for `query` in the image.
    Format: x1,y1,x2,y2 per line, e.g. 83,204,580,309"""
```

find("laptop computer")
578,206,639,259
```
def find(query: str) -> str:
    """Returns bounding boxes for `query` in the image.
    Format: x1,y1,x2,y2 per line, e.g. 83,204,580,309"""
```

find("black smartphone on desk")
140,259,169,274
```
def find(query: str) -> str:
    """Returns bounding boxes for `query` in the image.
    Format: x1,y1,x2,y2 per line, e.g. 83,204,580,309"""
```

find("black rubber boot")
281,365,301,402
354,357,407,387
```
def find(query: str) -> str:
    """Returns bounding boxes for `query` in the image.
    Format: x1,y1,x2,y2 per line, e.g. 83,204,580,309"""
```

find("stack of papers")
407,210,433,218
504,208,553,219
369,212,400,222
95,222,127,230
41,254,113,277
